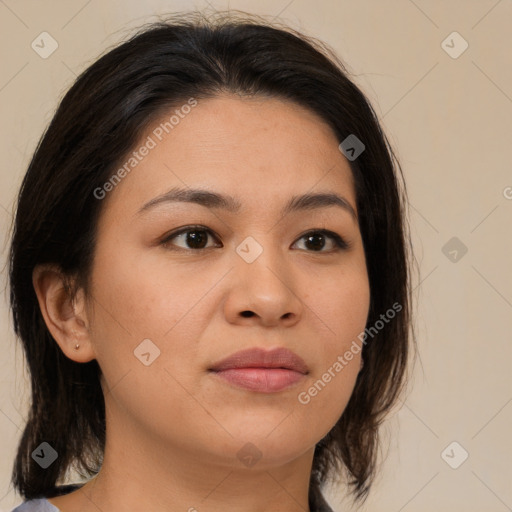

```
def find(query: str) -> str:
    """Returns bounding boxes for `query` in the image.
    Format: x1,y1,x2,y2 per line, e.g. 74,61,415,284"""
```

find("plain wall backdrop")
1,1,511,511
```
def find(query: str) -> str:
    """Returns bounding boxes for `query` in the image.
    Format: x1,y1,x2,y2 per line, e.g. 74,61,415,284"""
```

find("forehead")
101,94,356,218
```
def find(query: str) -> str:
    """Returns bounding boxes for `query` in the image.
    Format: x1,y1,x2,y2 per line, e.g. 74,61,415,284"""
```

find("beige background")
1,1,511,511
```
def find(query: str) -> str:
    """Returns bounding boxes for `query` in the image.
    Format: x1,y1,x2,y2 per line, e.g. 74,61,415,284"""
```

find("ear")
32,264,96,363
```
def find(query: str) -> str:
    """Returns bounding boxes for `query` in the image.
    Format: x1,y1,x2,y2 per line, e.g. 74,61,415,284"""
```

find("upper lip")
209,347,309,374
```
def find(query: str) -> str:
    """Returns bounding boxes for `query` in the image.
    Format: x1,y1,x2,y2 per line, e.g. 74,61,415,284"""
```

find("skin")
33,94,370,512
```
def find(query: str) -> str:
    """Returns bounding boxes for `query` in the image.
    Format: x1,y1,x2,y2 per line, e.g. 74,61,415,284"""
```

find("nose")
223,240,304,328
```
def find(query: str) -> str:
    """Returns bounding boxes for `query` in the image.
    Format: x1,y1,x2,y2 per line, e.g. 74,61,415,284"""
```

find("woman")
9,10,414,512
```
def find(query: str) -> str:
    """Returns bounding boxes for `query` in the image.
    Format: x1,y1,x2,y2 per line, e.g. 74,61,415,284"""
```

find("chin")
208,423,317,469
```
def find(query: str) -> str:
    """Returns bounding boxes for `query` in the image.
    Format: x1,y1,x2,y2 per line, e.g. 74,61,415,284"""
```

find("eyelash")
159,225,350,253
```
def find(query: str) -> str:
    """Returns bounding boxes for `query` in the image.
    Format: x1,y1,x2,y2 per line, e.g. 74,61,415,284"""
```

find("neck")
50,400,316,512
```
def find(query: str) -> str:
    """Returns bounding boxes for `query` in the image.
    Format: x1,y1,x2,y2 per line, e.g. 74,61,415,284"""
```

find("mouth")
208,346,309,393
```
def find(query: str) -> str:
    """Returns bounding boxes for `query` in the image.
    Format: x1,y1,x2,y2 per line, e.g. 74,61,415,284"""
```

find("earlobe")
32,264,96,363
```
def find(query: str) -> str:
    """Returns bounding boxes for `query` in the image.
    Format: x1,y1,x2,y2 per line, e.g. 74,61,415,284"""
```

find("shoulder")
10,483,84,512
10,498,59,512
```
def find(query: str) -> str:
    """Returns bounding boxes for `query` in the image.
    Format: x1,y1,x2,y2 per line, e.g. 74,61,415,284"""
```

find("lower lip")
210,368,305,393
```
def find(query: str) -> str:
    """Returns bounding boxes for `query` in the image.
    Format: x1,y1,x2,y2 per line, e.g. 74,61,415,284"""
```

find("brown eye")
160,227,349,253
160,226,221,250
292,230,349,252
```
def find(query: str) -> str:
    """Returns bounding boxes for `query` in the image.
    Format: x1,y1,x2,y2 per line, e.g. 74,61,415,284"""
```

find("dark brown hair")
9,10,416,508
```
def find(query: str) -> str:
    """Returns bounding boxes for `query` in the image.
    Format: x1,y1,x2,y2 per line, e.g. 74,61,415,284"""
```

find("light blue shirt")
11,489,334,512
10,499,59,512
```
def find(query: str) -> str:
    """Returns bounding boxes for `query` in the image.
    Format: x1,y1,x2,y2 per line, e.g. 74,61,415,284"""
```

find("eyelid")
159,224,221,248
160,225,350,252
296,229,351,251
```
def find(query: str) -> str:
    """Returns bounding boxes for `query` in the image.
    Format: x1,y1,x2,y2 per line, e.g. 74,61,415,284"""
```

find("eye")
160,226,349,253
160,225,220,251
292,230,350,252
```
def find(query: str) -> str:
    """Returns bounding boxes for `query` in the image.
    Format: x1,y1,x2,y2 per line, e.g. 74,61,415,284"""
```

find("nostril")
240,311,254,318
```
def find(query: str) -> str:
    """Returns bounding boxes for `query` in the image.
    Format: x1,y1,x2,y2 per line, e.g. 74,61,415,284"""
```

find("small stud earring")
74,343,80,350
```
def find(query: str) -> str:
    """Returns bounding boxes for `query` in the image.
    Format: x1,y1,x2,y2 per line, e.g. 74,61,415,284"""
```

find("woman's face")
85,94,370,469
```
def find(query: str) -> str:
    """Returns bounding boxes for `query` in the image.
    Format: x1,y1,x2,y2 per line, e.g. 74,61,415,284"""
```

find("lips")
209,347,309,374
208,347,309,393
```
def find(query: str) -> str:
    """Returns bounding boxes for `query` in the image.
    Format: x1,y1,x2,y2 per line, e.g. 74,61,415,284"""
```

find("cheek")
87,247,220,405
90,243,217,341
298,268,369,429
89,250,210,436
294,362,360,449
313,264,371,349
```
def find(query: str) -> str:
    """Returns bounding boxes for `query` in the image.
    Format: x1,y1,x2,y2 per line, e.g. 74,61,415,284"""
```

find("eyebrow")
137,187,358,222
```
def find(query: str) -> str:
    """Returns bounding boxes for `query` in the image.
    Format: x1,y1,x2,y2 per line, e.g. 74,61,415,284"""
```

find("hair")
9,10,416,509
